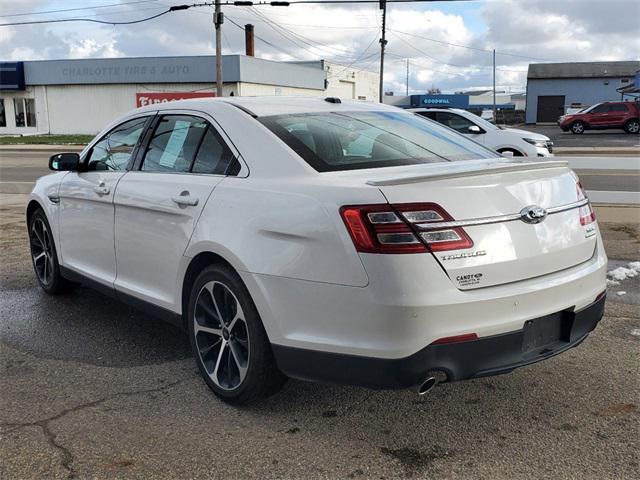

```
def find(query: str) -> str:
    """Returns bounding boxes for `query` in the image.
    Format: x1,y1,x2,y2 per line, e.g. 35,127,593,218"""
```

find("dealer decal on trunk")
456,273,484,287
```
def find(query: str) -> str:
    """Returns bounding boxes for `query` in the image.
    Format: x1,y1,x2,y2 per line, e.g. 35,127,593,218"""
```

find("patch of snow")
607,261,640,282
616,291,627,296
606,279,620,286
630,329,640,337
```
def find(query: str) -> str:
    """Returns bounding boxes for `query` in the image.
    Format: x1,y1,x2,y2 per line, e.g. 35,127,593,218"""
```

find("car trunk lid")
367,160,597,290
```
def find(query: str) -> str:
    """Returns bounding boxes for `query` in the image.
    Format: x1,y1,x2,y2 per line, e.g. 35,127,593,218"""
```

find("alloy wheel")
193,281,250,390
627,121,639,134
572,122,584,134
30,217,54,286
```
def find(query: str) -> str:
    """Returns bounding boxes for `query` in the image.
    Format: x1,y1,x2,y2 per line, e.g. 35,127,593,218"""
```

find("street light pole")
492,48,496,119
214,0,223,97
406,58,409,96
378,0,387,103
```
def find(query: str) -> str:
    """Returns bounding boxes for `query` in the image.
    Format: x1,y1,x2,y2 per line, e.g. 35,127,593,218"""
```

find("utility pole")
406,59,409,96
214,0,223,97
378,0,387,103
492,48,496,119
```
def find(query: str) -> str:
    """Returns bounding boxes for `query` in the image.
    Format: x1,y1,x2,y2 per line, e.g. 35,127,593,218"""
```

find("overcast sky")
1,0,638,94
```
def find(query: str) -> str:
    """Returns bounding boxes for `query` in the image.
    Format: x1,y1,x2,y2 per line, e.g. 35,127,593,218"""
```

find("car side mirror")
468,125,482,134
49,153,80,171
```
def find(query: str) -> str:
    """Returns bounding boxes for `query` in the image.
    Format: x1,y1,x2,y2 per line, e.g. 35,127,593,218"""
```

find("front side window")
13,98,36,127
142,115,208,173
260,110,495,172
0,99,6,127
435,112,475,134
591,104,610,114
88,117,148,171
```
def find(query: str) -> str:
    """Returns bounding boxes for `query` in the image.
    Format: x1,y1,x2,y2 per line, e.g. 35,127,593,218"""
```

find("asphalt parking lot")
1,193,638,480
521,124,640,148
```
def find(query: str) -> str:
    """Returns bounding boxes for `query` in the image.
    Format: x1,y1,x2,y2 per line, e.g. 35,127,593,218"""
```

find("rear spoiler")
365,160,570,186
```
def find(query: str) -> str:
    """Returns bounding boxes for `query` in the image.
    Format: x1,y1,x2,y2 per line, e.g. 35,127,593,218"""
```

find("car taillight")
340,203,473,254
576,181,596,226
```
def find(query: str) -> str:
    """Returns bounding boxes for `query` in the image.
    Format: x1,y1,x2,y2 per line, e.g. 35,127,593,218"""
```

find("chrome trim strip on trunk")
415,198,589,231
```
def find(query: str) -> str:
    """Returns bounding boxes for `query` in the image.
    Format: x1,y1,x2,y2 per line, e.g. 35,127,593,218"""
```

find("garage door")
336,80,355,100
536,95,565,122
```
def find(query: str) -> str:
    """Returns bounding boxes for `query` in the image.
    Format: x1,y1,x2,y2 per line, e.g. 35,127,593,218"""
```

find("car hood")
502,127,550,141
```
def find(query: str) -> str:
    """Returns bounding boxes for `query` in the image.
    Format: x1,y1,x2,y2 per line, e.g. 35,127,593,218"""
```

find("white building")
0,55,379,135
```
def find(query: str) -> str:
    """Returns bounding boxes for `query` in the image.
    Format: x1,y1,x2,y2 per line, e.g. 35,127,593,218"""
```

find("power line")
0,0,160,19
225,15,301,58
327,35,380,78
388,30,528,73
0,5,187,27
386,28,556,62
246,6,365,61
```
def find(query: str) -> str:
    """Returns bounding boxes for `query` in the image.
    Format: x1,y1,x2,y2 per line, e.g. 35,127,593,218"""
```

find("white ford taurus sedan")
28,97,607,404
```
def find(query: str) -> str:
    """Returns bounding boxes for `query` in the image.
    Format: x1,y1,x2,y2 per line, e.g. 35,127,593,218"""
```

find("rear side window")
142,115,208,173
259,110,494,172
610,104,628,112
192,127,236,175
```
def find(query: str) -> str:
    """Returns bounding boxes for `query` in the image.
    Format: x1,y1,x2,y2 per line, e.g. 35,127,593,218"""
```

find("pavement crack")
1,376,195,478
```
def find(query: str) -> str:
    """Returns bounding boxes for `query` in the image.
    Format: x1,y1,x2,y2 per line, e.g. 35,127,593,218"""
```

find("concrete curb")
555,147,640,156
593,204,640,224
0,144,85,153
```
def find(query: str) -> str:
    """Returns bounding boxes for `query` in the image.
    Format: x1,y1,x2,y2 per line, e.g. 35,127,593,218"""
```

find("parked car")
409,107,554,157
29,97,606,404
558,101,640,134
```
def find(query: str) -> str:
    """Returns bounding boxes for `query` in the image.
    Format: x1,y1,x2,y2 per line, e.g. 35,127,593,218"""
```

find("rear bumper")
272,294,605,390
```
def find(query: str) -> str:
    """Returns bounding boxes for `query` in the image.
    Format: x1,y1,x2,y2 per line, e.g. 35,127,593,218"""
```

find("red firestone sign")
136,92,215,107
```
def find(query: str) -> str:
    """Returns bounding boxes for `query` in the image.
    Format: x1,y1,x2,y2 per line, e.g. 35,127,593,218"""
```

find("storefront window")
14,98,36,127
0,99,6,127
25,98,36,127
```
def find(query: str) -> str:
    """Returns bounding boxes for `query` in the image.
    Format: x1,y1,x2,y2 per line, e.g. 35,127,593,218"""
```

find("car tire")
28,208,76,295
624,119,639,134
188,264,287,405
570,121,585,134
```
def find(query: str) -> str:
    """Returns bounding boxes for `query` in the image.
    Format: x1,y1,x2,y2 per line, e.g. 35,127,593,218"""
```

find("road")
1,150,638,193
1,193,638,479
521,125,640,148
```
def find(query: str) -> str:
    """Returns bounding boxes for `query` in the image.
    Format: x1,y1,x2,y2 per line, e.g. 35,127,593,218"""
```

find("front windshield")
259,110,496,172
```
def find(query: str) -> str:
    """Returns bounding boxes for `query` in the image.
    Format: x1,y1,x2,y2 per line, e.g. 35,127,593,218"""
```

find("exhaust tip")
417,377,437,395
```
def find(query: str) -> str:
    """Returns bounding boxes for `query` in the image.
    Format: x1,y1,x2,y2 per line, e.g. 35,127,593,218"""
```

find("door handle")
172,194,199,207
94,179,110,196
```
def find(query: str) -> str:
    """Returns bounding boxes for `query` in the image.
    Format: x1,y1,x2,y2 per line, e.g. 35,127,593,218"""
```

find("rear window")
610,104,628,112
259,110,495,172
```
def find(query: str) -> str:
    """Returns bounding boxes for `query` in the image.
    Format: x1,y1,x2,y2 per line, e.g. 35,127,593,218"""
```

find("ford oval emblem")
520,205,548,224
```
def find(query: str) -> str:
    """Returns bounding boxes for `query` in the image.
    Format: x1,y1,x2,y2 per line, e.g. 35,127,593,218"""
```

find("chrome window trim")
416,198,589,231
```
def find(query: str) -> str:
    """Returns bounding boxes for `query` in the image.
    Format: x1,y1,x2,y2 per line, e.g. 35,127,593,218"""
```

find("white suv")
410,107,554,157
29,97,605,404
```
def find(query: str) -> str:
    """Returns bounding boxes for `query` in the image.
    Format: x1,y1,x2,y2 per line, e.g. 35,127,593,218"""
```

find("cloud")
0,0,638,94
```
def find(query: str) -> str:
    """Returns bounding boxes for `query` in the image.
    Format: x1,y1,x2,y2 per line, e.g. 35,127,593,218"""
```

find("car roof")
135,96,403,118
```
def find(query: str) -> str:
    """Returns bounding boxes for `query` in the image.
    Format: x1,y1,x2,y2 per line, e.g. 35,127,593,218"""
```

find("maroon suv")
558,101,640,134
